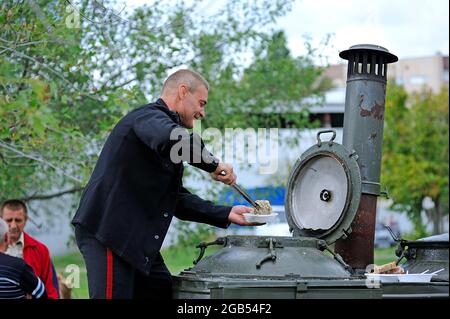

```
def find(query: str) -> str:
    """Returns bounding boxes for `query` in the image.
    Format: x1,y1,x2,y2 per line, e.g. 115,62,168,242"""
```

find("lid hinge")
318,240,354,274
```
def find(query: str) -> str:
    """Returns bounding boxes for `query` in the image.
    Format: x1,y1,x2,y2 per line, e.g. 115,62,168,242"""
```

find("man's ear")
178,84,189,99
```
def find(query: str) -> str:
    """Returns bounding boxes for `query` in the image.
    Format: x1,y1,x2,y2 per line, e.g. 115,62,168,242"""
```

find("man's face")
179,84,208,129
1,208,27,244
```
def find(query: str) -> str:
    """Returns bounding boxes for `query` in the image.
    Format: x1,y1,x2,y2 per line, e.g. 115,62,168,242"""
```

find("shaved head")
161,69,209,95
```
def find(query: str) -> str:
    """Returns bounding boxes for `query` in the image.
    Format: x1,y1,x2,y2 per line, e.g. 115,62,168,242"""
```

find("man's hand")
210,163,236,185
228,205,265,226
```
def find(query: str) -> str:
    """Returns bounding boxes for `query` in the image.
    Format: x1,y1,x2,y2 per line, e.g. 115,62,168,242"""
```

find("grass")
374,246,397,265
53,246,398,299
53,252,89,299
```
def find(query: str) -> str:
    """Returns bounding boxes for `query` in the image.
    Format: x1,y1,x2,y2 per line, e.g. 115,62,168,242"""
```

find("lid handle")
193,237,226,265
317,130,336,147
256,238,277,269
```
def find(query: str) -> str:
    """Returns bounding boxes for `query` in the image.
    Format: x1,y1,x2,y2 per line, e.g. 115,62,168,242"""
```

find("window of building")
409,75,427,85
395,77,404,85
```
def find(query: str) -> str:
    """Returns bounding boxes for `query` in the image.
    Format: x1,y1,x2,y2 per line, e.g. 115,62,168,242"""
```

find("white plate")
365,274,399,283
397,274,434,283
243,213,278,223
365,273,436,283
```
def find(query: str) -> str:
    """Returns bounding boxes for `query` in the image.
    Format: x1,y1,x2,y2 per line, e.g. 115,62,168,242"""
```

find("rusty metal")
335,194,377,270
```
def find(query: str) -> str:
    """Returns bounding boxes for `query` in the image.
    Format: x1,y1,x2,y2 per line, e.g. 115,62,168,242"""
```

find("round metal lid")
339,44,398,63
285,130,362,244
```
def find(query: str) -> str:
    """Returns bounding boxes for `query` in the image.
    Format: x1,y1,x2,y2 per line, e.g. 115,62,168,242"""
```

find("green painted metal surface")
185,236,350,278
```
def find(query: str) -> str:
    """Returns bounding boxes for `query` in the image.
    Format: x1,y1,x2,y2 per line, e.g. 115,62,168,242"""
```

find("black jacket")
0,252,48,299
72,98,231,275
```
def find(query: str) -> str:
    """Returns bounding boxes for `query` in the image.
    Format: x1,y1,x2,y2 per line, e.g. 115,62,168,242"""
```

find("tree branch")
0,140,83,184
108,77,137,91
0,45,103,103
0,151,6,164
0,44,70,83
23,187,84,201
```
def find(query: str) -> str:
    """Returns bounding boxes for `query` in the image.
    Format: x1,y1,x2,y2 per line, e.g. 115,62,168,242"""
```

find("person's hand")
210,162,236,185
228,205,265,226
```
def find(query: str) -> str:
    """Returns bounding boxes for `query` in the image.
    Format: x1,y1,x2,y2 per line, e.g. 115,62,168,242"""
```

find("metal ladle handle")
219,170,261,209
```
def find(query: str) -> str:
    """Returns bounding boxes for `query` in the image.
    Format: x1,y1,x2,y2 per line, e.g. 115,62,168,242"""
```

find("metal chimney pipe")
334,44,398,271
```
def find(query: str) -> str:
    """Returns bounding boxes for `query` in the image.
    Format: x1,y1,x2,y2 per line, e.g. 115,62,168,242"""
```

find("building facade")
323,53,449,94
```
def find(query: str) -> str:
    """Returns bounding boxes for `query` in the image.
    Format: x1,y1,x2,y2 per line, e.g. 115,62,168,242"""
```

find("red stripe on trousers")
106,248,113,299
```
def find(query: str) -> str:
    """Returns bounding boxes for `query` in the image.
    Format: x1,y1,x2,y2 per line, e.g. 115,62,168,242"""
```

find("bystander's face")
1,208,27,244
179,84,208,129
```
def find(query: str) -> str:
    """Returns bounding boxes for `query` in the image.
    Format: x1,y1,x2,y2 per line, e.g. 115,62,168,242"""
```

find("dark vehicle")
375,223,399,248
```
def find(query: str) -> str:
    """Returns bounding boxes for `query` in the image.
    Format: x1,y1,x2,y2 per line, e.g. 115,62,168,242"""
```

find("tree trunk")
413,201,427,237
433,200,441,235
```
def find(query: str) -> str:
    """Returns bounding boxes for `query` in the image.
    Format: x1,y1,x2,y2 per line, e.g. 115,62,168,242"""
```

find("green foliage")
382,84,449,235
173,220,217,252
400,229,432,241
1,0,90,201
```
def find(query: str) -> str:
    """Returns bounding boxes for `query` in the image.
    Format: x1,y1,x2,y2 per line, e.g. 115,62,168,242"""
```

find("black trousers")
75,225,173,299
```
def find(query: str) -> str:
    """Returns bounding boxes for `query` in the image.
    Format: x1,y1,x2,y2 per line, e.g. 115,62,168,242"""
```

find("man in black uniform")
72,69,259,299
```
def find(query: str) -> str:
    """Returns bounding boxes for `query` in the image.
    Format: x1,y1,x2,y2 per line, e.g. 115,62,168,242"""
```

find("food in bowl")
254,200,272,215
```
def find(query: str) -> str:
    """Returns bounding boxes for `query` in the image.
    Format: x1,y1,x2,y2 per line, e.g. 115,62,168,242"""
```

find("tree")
1,0,297,204
382,84,449,236
1,0,90,202
196,30,332,130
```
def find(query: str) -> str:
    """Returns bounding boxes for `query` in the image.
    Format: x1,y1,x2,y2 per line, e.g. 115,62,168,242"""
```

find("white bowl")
397,274,434,283
243,213,278,223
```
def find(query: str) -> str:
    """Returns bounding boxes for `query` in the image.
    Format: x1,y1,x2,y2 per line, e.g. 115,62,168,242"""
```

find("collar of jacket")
23,232,39,248
154,98,182,125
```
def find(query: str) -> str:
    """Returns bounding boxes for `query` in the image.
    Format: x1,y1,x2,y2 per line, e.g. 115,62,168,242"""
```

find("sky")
126,0,449,65
276,0,449,64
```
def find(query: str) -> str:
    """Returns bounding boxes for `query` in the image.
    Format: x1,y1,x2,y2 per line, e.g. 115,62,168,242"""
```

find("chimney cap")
339,44,398,63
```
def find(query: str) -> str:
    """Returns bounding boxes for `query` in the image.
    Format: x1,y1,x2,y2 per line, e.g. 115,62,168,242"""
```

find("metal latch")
193,237,226,265
256,238,280,269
